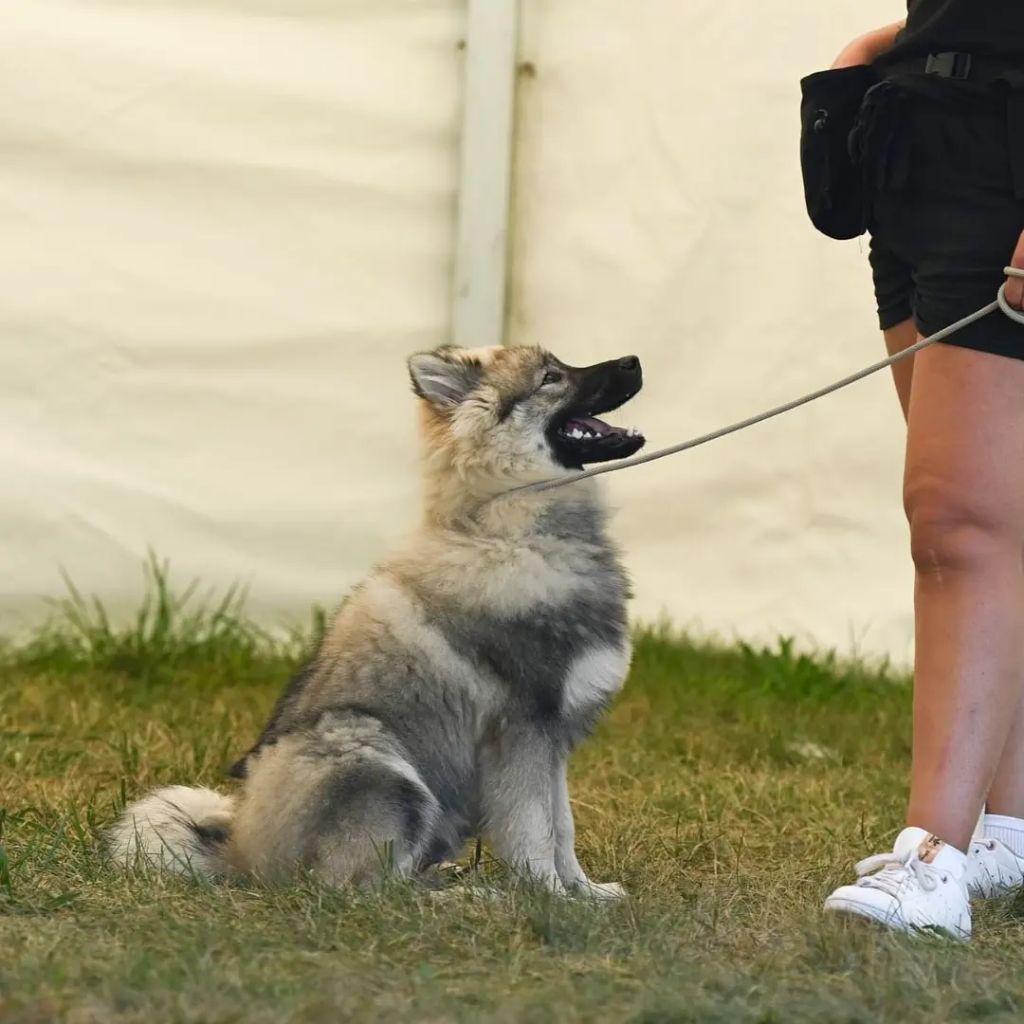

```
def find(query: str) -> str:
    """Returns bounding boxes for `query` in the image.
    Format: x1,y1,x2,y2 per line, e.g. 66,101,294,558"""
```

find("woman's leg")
985,693,1024,818
884,317,919,421
885,320,1024,837
903,340,1024,852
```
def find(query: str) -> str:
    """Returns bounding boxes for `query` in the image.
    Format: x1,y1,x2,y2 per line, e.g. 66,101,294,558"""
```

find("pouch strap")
885,51,1017,86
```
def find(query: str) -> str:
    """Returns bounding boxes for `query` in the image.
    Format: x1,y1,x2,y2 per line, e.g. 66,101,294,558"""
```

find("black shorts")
867,77,1024,359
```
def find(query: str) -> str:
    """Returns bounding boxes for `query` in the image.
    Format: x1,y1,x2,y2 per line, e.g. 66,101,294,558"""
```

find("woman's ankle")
905,803,975,854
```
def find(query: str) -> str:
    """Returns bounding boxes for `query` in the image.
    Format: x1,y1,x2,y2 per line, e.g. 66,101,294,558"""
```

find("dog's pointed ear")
407,349,482,408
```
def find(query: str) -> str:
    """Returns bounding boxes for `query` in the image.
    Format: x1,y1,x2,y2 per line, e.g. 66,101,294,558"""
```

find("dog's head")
407,344,645,487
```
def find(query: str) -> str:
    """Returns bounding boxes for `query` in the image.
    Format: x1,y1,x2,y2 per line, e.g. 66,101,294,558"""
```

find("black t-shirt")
882,0,1024,64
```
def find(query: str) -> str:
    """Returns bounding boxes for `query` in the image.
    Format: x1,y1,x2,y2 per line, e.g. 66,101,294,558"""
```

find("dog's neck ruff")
456,480,603,539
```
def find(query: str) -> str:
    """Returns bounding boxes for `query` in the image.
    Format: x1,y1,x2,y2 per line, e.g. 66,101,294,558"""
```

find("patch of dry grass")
3,572,1024,1022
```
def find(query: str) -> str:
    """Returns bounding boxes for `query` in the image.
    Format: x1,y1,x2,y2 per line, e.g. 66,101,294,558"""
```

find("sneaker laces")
853,850,948,896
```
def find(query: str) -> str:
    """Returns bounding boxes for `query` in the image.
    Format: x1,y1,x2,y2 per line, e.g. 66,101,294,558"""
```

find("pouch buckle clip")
925,51,973,80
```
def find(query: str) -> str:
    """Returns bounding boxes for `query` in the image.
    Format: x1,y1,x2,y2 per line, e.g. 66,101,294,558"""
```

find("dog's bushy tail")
108,785,235,879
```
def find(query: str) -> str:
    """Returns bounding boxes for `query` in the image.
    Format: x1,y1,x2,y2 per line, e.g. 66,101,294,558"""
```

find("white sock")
983,813,1024,858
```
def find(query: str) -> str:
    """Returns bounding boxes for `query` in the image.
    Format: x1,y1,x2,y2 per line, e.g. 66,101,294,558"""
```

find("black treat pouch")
799,65,880,240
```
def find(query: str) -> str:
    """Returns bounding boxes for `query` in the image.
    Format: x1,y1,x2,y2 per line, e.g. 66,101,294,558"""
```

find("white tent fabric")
0,0,462,634
511,0,911,661
1,0,914,663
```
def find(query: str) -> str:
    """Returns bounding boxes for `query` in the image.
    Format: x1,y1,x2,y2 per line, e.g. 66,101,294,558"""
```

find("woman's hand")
1005,230,1024,310
831,20,906,70
832,36,881,70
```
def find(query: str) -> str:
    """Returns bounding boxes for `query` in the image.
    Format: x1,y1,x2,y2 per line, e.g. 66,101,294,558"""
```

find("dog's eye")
540,370,564,387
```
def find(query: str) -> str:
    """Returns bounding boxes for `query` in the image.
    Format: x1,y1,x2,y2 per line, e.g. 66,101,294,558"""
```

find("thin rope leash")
501,268,1024,499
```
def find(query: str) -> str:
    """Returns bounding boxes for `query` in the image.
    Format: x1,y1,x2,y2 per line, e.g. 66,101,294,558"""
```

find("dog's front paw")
578,879,628,901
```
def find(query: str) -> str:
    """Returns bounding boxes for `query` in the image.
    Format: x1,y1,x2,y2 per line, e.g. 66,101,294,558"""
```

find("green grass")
3,564,1024,1022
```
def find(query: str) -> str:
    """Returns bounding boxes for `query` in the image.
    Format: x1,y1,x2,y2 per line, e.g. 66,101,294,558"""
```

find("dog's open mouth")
549,408,646,468
546,354,646,469
557,415,644,450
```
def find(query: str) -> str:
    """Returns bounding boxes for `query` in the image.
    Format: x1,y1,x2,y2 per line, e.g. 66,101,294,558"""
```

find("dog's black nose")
617,356,640,373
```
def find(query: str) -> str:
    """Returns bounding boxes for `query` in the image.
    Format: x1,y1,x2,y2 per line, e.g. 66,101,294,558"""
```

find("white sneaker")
965,837,1024,898
824,827,971,939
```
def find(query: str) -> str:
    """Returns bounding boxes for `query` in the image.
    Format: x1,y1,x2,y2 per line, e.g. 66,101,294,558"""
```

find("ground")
3,563,1024,1023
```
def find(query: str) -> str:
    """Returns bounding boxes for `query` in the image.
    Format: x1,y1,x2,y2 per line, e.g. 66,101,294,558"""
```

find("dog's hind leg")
312,759,440,885
231,727,440,887
479,725,564,892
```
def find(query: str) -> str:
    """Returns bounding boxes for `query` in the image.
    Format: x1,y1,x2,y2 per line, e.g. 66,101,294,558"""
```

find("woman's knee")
904,479,1020,576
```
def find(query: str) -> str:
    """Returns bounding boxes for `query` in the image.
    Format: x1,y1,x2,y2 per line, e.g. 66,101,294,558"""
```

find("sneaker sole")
824,898,969,942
